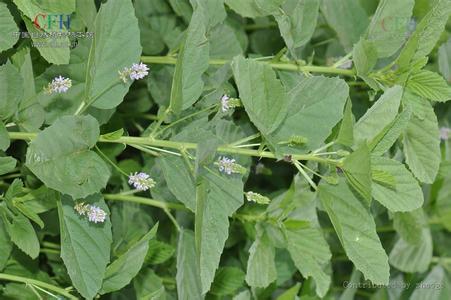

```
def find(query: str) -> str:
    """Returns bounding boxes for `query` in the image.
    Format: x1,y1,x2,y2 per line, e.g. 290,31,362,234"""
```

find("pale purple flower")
128,172,156,191
245,191,270,204
119,62,149,82
221,94,231,112
440,127,450,140
45,76,72,94
217,157,235,175
87,206,107,223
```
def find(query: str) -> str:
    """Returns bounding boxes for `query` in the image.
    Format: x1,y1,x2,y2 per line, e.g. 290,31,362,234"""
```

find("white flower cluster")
216,156,246,175
220,94,241,112
440,127,450,140
119,62,149,83
74,202,107,223
245,191,270,204
44,76,72,94
128,172,156,191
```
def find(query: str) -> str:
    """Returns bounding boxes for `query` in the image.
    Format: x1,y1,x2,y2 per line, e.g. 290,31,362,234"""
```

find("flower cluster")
119,62,149,83
220,94,242,112
216,156,246,175
74,202,107,223
128,172,156,191
245,191,270,204
440,127,450,140
44,76,72,94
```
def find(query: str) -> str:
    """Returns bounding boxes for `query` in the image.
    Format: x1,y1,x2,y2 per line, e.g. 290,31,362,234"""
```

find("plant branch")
140,56,356,76
0,273,77,300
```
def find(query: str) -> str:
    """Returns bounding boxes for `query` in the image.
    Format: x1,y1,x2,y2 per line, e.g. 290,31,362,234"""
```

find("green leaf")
145,239,175,265
371,156,423,212
320,0,369,51
397,0,451,66
402,100,440,183
210,267,245,296
0,157,16,176
231,56,288,136
23,17,70,65
58,194,112,300
343,144,372,203
0,61,23,121
354,86,403,145
285,226,332,297
85,0,142,109
438,39,451,83
133,268,166,300
366,0,415,58
0,218,12,270
169,4,209,115
368,108,411,155
195,169,244,293
101,224,158,294
410,266,451,300
393,209,426,245
245,225,277,288
389,228,432,273
1,212,40,259
176,229,203,300
276,283,301,300
318,180,389,285
26,115,110,199
353,39,378,84
157,156,196,211
0,122,9,151
274,0,320,55
268,76,349,154
407,70,451,102
336,99,354,147
0,3,19,52
100,128,124,141
225,0,283,18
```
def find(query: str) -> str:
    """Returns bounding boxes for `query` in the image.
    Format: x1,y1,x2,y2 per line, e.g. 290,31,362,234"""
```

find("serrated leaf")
371,169,396,189
195,169,244,293
101,224,158,294
133,268,166,300
274,0,320,56
176,229,203,300
0,122,9,151
268,76,349,154
407,70,451,102
285,226,332,297
231,56,288,136
389,228,432,273
438,39,451,83
225,0,283,18
0,3,19,52
318,180,389,285
368,108,411,155
58,194,112,300
1,212,39,259
402,100,440,183
86,0,142,109
320,0,368,51
26,115,110,199
0,218,12,270
393,209,426,245
410,266,451,300
145,239,175,265
366,0,415,58
0,157,16,176
343,143,372,204
355,86,403,145
397,0,451,66
353,39,378,85
211,267,245,296
157,156,196,211
336,99,354,147
245,225,277,288
0,61,23,121
169,4,209,115
371,156,423,212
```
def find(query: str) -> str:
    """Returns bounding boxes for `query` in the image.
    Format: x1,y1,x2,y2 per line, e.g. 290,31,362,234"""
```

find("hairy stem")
0,273,77,299
141,56,356,76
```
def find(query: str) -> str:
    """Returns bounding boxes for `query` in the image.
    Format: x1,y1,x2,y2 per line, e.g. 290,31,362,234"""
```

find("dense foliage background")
0,0,451,299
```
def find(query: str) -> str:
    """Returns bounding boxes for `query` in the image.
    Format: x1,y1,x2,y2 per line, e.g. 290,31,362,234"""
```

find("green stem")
141,56,356,76
8,132,340,165
94,145,128,176
75,78,121,115
0,273,77,299
103,194,188,211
